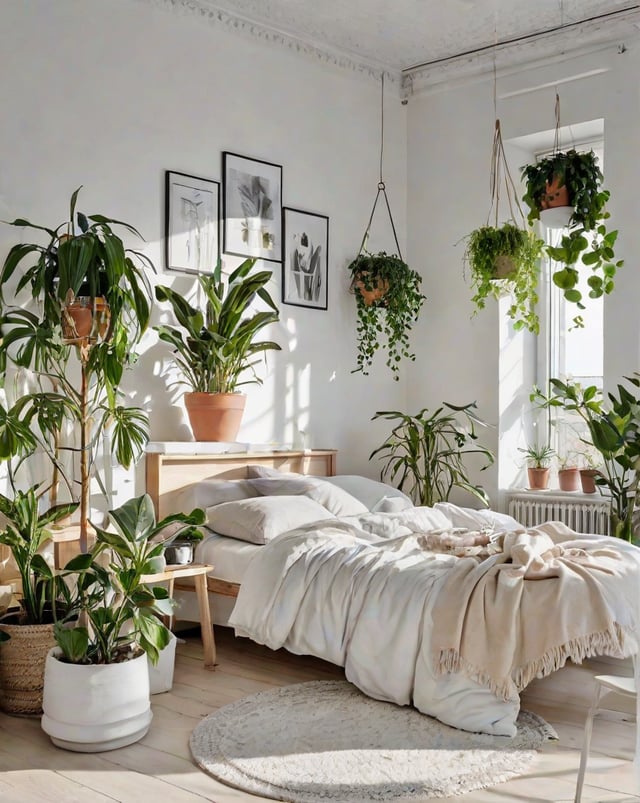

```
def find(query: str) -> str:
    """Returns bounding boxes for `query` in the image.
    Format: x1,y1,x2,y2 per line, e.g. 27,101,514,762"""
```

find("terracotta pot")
184,392,246,442
61,296,110,344
541,175,570,209
527,467,550,490
558,467,580,492
352,274,389,306
0,621,56,715
580,469,600,494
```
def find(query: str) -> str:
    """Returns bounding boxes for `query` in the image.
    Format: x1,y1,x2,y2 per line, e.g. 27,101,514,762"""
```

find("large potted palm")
0,188,154,552
41,494,205,752
155,258,281,441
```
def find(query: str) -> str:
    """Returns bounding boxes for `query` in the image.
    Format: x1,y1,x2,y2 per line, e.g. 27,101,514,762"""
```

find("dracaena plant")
369,402,494,506
154,258,281,394
55,494,206,665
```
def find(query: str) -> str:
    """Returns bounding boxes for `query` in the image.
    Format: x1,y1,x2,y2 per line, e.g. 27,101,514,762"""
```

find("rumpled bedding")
228,504,640,736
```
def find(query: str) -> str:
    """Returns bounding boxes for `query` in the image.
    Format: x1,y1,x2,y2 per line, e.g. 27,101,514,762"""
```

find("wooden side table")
140,563,216,670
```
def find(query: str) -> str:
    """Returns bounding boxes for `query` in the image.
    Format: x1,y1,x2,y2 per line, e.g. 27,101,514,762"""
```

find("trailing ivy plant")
521,150,623,324
369,402,494,506
348,251,425,381
464,223,544,334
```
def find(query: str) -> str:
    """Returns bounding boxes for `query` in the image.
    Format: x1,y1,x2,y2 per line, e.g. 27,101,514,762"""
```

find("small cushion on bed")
206,496,335,544
176,479,258,510
248,477,369,517
434,502,523,532
324,475,413,513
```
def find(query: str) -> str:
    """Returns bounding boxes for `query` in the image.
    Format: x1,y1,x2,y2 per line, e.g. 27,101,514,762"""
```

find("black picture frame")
165,170,220,274
282,207,329,310
222,152,283,263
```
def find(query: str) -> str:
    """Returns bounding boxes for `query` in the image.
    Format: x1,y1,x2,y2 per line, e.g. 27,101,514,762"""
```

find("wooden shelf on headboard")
145,448,337,518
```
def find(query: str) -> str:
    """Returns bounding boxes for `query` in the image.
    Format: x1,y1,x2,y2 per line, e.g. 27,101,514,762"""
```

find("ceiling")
201,0,640,78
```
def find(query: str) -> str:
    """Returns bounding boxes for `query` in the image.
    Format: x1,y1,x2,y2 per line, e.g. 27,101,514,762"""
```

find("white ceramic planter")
148,632,177,694
41,648,152,752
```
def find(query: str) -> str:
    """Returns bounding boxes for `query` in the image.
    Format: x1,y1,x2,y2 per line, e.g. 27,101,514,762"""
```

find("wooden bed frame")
145,448,337,600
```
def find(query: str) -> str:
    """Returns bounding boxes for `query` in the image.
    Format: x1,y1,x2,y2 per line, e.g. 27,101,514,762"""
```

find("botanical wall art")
282,207,328,310
223,152,282,263
165,171,220,274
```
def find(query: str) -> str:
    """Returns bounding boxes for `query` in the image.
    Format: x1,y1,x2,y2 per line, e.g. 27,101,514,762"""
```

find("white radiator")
507,492,610,535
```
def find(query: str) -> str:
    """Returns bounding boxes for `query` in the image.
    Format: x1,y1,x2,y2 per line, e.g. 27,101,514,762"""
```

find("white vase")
245,216,263,250
41,648,152,752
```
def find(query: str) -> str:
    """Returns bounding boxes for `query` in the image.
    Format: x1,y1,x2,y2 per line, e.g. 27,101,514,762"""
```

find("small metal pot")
164,540,195,566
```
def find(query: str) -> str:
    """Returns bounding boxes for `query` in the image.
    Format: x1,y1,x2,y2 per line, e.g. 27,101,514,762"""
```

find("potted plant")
164,526,204,566
154,258,281,442
532,378,640,541
348,251,425,381
0,486,78,715
579,451,602,494
464,223,544,334
0,188,155,551
369,401,494,506
41,493,205,752
519,443,555,490
557,453,580,492
521,150,623,324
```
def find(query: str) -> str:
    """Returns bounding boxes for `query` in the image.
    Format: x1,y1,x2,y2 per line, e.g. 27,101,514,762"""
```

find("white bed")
147,451,640,737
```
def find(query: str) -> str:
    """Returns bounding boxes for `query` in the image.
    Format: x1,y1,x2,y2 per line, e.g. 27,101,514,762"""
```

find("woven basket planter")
0,622,56,715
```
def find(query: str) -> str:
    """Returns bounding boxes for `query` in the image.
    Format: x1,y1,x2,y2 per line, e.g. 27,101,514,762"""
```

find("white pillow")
248,477,368,517
176,479,258,510
206,496,335,544
246,465,303,479
324,475,413,512
434,502,523,532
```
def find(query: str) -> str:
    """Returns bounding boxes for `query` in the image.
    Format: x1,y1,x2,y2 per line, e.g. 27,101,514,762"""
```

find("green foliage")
0,189,155,536
0,487,77,625
369,402,494,506
155,258,281,394
532,377,640,541
521,151,622,321
348,251,425,381
464,223,544,334
55,494,206,665
518,442,555,468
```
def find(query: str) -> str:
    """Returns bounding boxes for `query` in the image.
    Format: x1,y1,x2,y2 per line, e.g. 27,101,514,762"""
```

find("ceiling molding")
136,0,402,88
403,8,640,95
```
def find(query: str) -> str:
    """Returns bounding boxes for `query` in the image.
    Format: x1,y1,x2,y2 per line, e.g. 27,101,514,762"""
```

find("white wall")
0,0,409,485
407,45,640,505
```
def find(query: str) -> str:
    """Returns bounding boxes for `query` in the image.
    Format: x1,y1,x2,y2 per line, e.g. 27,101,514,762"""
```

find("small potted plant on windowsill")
464,222,544,334
348,251,425,381
579,451,602,495
519,443,555,490
557,453,580,492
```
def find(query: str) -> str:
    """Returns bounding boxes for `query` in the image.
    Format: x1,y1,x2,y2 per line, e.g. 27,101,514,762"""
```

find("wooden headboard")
145,448,337,518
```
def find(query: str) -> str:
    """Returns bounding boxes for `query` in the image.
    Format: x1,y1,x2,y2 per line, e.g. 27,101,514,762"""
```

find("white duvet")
228,506,639,736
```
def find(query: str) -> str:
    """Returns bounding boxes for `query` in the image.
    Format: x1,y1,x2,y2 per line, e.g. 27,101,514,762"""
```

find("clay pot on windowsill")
558,467,580,492
580,469,600,494
527,467,550,490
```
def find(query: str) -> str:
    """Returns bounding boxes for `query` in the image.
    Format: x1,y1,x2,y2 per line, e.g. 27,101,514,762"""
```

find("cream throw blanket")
430,522,636,701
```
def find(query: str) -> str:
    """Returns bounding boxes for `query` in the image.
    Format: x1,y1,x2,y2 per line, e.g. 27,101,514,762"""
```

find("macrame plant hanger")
357,73,403,260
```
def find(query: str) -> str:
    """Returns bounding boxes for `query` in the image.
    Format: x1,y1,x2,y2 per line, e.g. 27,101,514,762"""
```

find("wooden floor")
0,628,637,802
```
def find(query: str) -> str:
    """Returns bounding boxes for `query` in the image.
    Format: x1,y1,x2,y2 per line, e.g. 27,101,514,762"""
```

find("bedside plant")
155,257,281,441
369,402,494,506
348,251,425,381
464,223,544,334
519,443,555,490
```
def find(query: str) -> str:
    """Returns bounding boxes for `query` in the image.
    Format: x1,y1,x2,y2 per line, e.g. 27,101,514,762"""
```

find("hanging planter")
520,94,623,325
464,120,544,334
348,75,425,381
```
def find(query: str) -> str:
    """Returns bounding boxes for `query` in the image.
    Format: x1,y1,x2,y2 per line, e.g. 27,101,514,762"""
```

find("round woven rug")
190,680,557,802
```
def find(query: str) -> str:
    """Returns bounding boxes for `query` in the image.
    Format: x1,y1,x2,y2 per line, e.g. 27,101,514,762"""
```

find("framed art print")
165,171,220,274
282,207,329,310
223,152,282,262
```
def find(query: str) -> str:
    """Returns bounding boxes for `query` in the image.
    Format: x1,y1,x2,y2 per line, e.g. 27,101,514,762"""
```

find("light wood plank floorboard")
0,627,637,802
